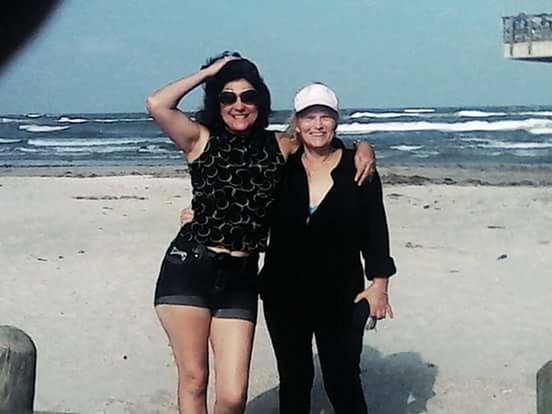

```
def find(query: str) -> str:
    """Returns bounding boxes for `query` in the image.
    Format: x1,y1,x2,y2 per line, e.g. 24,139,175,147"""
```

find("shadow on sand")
246,345,438,414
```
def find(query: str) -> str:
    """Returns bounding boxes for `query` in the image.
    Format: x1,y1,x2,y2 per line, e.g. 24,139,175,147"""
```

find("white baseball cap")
293,83,339,113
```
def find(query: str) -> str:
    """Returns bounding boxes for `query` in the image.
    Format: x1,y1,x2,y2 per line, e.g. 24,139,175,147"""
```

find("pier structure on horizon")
503,13,552,62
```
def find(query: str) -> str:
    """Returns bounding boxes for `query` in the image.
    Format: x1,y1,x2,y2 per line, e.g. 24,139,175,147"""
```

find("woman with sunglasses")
146,53,375,414
260,83,397,413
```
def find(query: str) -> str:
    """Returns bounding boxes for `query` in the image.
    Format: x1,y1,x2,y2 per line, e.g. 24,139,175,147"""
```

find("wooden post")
0,325,37,413
538,360,552,414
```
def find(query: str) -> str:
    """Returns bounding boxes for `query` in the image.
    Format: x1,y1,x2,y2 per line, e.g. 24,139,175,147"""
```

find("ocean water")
2,106,552,168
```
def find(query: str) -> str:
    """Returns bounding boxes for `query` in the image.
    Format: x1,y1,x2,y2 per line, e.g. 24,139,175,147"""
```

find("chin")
309,138,332,146
230,122,255,133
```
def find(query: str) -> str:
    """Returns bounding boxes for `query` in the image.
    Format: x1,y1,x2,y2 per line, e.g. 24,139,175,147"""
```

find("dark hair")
195,51,271,135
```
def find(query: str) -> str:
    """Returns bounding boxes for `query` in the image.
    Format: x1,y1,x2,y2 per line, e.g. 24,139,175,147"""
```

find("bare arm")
145,56,236,158
353,141,376,185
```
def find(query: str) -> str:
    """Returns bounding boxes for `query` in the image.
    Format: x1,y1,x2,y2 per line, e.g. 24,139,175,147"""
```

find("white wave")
28,138,155,147
16,147,43,153
53,146,142,154
456,110,508,117
529,127,552,135
478,141,552,150
139,154,182,160
58,116,87,123
0,138,22,144
513,150,540,157
19,125,70,133
26,113,42,118
93,117,153,123
390,145,424,151
349,111,422,119
459,137,492,143
519,111,552,117
336,118,552,134
404,108,435,113
455,109,552,118
267,124,287,131
137,145,174,154
1,117,26,123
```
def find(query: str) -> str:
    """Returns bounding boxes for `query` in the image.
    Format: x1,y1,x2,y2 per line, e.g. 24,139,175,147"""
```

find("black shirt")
260,148,396,308
178,129,286,252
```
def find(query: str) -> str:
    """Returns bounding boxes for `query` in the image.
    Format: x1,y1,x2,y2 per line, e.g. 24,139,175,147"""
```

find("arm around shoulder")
275,132,299,160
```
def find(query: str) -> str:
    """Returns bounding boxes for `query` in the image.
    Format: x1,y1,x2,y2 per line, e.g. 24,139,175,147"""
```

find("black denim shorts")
154,238,259,323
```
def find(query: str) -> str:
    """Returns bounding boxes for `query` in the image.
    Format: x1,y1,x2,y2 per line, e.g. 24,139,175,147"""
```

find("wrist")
199,68,214,81
369,279,389,293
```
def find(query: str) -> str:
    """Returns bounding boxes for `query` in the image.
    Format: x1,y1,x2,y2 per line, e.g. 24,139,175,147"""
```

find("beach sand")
1,165,551,413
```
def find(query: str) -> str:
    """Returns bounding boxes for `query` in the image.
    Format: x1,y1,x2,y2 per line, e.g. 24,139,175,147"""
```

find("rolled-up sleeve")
360,170,397,280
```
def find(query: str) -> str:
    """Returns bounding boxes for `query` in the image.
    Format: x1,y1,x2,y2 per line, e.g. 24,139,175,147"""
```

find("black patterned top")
178,129,286,252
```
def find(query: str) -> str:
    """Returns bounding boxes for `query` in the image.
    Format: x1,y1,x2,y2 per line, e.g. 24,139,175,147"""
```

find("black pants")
263,298,369,414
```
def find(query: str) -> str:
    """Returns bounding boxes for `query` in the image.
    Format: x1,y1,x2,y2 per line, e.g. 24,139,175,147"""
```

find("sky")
0,0,551,114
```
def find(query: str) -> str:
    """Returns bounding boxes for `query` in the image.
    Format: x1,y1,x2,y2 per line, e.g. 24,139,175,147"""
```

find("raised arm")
145,56,236,158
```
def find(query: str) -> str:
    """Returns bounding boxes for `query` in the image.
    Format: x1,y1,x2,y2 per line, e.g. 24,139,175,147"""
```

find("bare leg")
156,305,212,414
210,317,256,414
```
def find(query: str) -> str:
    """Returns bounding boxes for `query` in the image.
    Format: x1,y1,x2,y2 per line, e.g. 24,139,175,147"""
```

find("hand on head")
201,51,242,78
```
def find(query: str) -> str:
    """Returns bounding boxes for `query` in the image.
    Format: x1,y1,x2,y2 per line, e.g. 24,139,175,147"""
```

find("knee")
323,371,361,398
278,364,313,387
216,386,248,412
178,367,209,398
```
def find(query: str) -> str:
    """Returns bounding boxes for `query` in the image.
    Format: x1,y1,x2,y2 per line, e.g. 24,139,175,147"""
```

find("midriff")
207,246,251,257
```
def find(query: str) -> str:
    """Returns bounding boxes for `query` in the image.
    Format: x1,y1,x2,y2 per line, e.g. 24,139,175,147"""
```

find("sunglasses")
219,90,259,105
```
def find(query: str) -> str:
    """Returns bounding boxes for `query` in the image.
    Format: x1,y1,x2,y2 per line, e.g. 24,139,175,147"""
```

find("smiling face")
295,105,338,149
219,79,259,134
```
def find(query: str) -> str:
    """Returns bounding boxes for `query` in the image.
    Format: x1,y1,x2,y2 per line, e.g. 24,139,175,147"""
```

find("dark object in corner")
1,2,61,72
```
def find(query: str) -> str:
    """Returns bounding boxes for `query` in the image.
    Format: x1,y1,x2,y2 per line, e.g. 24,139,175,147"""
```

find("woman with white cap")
260,83,397,414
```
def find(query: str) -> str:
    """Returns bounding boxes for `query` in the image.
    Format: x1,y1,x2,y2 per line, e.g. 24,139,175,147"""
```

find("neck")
302,145,335,161
225,126,252,136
